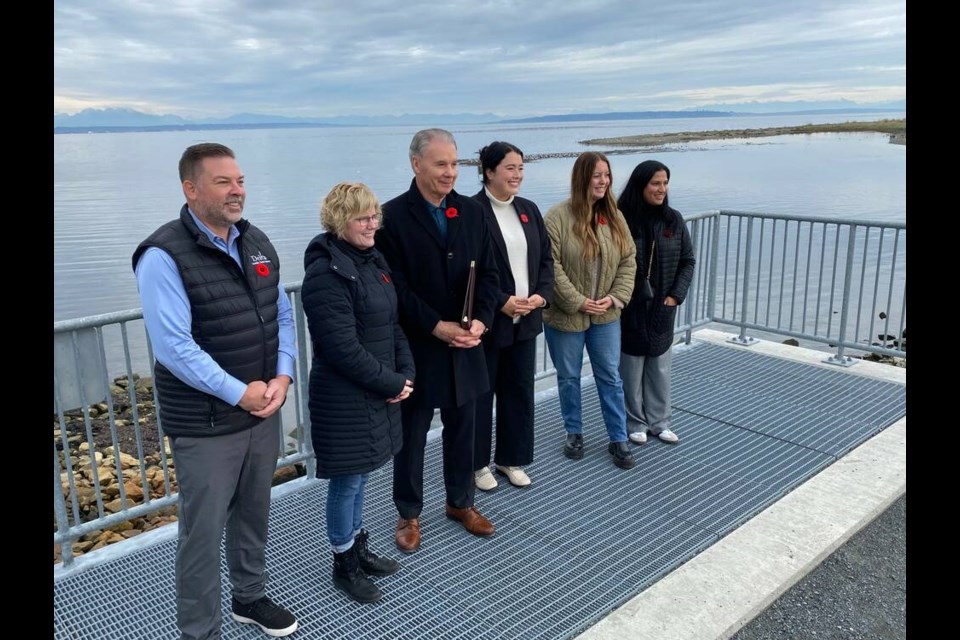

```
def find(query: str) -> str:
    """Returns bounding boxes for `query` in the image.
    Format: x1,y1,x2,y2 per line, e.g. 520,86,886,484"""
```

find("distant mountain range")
52,108,503,132
693,98,906,113
54,101,905,133
498,111,733,123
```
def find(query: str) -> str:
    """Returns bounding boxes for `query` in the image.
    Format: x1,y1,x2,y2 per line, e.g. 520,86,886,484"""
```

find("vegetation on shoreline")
579,118,906,147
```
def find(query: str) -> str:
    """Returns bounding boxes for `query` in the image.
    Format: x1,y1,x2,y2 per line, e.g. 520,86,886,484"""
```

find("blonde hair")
569,152,631,260
320,182,382,238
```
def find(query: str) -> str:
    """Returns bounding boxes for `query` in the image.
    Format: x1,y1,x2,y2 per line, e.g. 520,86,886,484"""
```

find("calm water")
54,112,905,322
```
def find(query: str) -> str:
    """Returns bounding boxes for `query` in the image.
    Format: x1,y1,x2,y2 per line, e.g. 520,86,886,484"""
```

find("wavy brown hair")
569,152,631,260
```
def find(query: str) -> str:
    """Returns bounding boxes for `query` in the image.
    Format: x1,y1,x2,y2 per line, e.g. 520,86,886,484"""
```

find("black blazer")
376,179,499,409
473,189,554,349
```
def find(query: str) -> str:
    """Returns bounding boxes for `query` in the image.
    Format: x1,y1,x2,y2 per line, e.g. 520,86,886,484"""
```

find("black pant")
474,335,536,469
393,401,477,519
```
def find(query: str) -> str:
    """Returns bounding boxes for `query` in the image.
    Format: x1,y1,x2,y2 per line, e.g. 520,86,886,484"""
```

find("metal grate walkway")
53,341,906,640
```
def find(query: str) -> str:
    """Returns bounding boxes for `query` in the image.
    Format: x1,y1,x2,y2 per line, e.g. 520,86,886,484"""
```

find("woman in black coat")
617,160,695,445
472,142,553,490
301,182,415,604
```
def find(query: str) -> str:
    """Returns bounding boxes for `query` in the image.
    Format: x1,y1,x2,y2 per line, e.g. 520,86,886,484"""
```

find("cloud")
53,0,906,117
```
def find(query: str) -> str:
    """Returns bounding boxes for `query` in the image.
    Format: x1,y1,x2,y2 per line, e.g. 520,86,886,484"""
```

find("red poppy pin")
598,215,607,226
445,207,458,219
663,228,675,238
381,272,391,284
519,213,529,224
255,263,270,277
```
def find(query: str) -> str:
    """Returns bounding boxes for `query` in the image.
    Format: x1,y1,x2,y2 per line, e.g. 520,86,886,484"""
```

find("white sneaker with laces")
474,466,498,491
495,465,532,487
628,431,648,445
656,429,679,444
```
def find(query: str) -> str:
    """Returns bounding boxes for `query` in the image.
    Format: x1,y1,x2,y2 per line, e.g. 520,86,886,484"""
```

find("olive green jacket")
543,200,637,332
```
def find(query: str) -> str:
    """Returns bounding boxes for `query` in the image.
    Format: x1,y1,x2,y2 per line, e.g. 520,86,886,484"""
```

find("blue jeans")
326,474,368,552
544,321,628,443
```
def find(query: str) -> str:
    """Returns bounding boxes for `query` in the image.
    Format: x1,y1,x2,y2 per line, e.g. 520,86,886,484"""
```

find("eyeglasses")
352,214,382,227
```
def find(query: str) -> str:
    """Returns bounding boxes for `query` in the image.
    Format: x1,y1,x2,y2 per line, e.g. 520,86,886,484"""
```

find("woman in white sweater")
471,142,554,490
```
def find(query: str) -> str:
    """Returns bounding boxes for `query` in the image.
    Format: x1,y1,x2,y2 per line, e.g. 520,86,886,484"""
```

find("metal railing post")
826,224,858,366
730,215,758,346
294,290,316,479
707,211,721,324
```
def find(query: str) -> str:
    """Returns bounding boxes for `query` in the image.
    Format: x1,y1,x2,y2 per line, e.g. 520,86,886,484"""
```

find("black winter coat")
473,189,554,349
301,233,415,478
621,205,696,357
375,180,499,409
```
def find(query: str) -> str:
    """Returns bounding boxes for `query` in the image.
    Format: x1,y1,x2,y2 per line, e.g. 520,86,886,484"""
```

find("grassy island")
579,118,906,147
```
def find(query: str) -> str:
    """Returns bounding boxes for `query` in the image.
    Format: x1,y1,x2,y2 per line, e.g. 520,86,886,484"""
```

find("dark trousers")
393,401,477,519
170,416,280,640
474,335,536,469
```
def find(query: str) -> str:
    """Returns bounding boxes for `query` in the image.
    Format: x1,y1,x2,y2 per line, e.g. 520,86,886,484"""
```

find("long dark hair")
618,160,671,237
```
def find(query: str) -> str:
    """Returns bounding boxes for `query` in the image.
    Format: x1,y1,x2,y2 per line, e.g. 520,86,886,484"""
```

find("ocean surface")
54,112,905,323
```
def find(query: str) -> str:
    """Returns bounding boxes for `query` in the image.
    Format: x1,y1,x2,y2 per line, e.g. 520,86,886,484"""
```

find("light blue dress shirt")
134,209,296,407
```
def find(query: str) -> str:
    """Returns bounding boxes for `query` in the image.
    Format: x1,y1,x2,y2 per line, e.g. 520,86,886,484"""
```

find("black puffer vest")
132,205,281,437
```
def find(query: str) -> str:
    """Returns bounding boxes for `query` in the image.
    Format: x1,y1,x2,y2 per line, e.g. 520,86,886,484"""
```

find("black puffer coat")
621,205,696,357
301,233,415,478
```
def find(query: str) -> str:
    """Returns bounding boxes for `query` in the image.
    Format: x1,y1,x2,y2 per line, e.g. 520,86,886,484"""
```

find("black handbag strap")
644,240,655,280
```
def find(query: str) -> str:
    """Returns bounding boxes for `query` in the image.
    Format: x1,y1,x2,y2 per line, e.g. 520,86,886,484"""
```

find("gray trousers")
619,349,673,435
170,415,280,640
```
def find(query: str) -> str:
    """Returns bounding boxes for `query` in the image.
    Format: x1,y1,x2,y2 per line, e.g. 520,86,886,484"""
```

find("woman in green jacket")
543,152,637,470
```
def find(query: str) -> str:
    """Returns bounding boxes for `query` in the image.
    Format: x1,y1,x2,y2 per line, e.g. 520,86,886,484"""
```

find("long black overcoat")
375,180,499,409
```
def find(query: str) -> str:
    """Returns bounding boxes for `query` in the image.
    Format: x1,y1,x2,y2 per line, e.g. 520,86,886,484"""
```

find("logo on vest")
250,252,272,277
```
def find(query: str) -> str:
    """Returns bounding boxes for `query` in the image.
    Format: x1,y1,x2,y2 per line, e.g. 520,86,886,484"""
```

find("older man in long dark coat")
375,128,500,552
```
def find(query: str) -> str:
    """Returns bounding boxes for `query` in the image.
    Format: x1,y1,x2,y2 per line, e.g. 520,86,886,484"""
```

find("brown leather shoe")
444,505,495,537
395,517,421,553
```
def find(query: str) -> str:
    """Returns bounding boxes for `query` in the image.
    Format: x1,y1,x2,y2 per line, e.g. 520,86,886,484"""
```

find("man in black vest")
133,143,298,639
376,128,500,553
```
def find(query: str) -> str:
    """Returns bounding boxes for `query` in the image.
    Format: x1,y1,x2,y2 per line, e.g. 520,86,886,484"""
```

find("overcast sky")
54,0,906,118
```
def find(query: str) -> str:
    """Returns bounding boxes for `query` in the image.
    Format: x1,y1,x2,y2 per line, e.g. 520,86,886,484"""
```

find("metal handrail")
53,209,905,567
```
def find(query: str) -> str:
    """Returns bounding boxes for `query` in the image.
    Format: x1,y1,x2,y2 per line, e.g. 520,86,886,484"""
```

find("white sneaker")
656,429,679,444
628,431,648,445
474,466,498,491
495,465,532,487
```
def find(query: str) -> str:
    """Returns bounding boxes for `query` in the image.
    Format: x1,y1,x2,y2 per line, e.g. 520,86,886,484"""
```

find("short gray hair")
409,128,457,160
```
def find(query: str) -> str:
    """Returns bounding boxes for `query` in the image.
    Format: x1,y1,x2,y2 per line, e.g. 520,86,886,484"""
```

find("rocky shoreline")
53,375,303,564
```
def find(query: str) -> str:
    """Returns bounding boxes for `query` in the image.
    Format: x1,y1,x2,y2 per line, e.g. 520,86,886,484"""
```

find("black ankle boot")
564,433,584,460
608,441,636,469
355,529,401,577
332,546,382,603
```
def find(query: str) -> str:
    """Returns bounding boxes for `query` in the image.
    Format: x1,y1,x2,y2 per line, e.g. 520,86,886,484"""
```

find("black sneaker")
231,596,299,637
608,441,635,469
563,433,584,460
